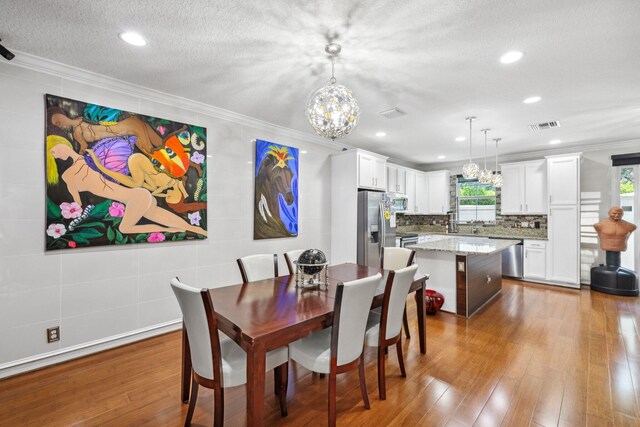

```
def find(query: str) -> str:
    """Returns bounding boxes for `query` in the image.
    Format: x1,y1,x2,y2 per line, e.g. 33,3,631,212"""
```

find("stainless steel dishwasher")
500,239,524,279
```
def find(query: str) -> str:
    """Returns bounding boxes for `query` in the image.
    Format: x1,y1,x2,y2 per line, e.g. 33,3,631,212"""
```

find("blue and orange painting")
45,94,207,250
254,139,299,239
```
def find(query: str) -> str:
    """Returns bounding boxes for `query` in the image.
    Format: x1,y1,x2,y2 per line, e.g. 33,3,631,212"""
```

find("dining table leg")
414,279,427,354
246,343,267,427
181,322,191,403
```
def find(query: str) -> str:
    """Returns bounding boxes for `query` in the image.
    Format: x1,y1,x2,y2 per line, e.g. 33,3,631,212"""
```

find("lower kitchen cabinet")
523,240,546,280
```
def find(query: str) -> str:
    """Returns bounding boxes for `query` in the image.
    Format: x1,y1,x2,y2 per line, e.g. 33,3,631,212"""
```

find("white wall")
0,55,337,377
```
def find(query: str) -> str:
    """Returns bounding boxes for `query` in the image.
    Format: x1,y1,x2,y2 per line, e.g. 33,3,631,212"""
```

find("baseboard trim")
0,319,182,380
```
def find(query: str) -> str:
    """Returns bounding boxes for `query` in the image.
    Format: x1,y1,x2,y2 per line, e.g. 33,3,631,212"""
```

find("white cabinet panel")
427,171,449,214
500,164,524,214
397,168,406,194
524,240,546,280
358,153,375,189
405,171,416,214
416,173,428,214
524,160,547,214
373,157,386,191
547,156,579,205
387,165,397,192
547,205,579,286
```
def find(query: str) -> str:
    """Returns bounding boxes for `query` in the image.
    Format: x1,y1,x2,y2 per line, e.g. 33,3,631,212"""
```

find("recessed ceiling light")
455,136,466,142
500,51,524,64
523,96,541,104
119,32,147,47
549,139,562,145
300,150,308,154
375,131,386,137
247,161,253,164
437,155,446,160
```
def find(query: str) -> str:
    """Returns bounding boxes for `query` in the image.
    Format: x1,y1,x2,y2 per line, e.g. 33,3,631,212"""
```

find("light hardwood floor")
1,279,639,426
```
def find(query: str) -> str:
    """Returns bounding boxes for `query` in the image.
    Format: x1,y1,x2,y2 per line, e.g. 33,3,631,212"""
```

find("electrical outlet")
47,326,60,343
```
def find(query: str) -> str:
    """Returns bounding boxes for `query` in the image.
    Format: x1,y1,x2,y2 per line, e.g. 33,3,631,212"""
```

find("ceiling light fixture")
306,43,359,140
437,155,446,160
118,32,147,47
549,139,562,144
500,51,524,64
376,131,386,137
492,138,503,187
478,129,493,184
455,136,466,142
523,96,541,104
462,116,479,179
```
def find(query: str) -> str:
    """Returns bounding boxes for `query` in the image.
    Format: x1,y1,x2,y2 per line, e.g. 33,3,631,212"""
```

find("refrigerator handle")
379,201,385,259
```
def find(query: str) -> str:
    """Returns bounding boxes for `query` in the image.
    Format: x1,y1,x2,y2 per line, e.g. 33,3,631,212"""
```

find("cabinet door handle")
525,249,528,258
525,204,528,211
520,204,523,211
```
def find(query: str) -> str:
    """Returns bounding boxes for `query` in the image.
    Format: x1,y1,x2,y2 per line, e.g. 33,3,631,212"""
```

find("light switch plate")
457,261,465,272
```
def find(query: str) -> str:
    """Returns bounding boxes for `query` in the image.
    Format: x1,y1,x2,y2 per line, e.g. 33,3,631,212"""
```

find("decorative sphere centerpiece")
295,249,329,290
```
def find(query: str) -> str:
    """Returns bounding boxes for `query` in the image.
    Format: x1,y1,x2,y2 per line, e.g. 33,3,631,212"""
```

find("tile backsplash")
396,175,548,239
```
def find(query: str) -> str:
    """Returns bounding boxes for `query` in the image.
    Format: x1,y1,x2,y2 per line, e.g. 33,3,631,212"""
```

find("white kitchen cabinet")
387,165,397,193
426,171,450,214
547,155,579,205
500,160,547,215
405,170,416,213
396,168,406,194
357,151,386,190
416,172,428,213
545,153,581,287
524,240,546,280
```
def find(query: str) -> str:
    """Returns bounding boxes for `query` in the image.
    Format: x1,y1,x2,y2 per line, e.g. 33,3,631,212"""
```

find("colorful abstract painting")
45,94,207,250
254,139,298,239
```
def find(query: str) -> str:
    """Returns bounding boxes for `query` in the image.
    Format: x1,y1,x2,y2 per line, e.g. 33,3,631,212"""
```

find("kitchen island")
407,235,520,317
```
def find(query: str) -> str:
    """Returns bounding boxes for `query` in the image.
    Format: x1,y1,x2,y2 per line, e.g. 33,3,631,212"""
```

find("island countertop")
406,235,520,256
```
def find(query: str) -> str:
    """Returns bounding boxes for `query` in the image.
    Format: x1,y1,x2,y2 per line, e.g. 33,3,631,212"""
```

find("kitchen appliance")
501,239,524,278
391,194,408,212
357,191,396,268
447,211,459,233
399,233,418,248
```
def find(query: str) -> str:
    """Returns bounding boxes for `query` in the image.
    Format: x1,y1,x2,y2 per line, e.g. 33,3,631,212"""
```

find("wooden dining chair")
170,278,289,426
288,273,382,427
364,264,419,400
283,249,305,275
381,247,416,339
237,254,278,283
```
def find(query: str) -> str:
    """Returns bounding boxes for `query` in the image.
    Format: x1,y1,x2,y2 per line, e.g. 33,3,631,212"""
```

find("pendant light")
306,43,360,140
462,116,479,179
492,138,503,187
478,129,493,184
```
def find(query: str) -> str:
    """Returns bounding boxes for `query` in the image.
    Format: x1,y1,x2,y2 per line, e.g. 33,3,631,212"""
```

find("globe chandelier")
462,116,479,179
492,138,503,187
478,128,493,184
306,43,360,140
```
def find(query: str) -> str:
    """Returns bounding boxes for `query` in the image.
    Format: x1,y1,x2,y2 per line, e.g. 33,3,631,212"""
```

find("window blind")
611,152,640,167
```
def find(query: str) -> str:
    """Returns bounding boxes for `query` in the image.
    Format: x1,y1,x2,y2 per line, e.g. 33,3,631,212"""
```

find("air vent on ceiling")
528,120,561,131
378,107,407,119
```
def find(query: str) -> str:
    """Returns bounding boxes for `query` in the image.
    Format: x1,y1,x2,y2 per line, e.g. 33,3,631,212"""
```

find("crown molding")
420,138,640,172
10,50,352,151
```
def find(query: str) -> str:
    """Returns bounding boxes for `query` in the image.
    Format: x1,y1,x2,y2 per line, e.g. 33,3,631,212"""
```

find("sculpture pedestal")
590,251,639,296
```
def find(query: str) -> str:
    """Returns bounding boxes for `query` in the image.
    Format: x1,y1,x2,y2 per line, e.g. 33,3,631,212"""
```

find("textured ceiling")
1,0,639,165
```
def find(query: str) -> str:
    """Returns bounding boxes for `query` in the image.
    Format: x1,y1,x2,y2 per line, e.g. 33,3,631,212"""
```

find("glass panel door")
615,166,638,270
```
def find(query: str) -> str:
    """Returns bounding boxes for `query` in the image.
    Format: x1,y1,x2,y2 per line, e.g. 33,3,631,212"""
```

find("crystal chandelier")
462,116,479,179
306,43,360,140
478,128,493,184
492,138,503,187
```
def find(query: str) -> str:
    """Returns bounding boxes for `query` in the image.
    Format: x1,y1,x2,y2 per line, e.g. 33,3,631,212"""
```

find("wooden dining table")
180,262,428,426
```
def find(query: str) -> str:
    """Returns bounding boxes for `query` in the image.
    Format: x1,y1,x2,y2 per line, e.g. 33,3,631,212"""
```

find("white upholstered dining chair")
288,273,382,427
380,247,416,339
364,264,419,400
283,249,305,276
170,277,289,426
237,254,278,283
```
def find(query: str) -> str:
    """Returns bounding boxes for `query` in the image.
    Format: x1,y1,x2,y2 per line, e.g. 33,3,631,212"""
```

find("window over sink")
456,177,496,223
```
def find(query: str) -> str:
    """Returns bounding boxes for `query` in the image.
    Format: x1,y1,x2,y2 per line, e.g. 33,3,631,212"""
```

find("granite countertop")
406,235,521,255
396,229,547,241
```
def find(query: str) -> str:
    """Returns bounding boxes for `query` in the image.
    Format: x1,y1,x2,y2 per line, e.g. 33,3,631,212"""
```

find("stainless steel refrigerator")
357,191,397,268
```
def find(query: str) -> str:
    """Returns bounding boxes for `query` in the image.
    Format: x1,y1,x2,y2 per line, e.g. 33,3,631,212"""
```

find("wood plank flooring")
1,279,639,426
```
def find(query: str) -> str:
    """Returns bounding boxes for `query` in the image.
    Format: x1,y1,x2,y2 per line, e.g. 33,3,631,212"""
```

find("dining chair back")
171,277,289,426
237,254,278,283
283,249,305,275
381,264,419,340
381,246,416,339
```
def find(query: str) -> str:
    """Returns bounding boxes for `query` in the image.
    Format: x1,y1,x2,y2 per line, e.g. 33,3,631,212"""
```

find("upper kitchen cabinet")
547,155,580,205
426,171,450,214
358,151,387,191
387,165,406,194
500,159,547,215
